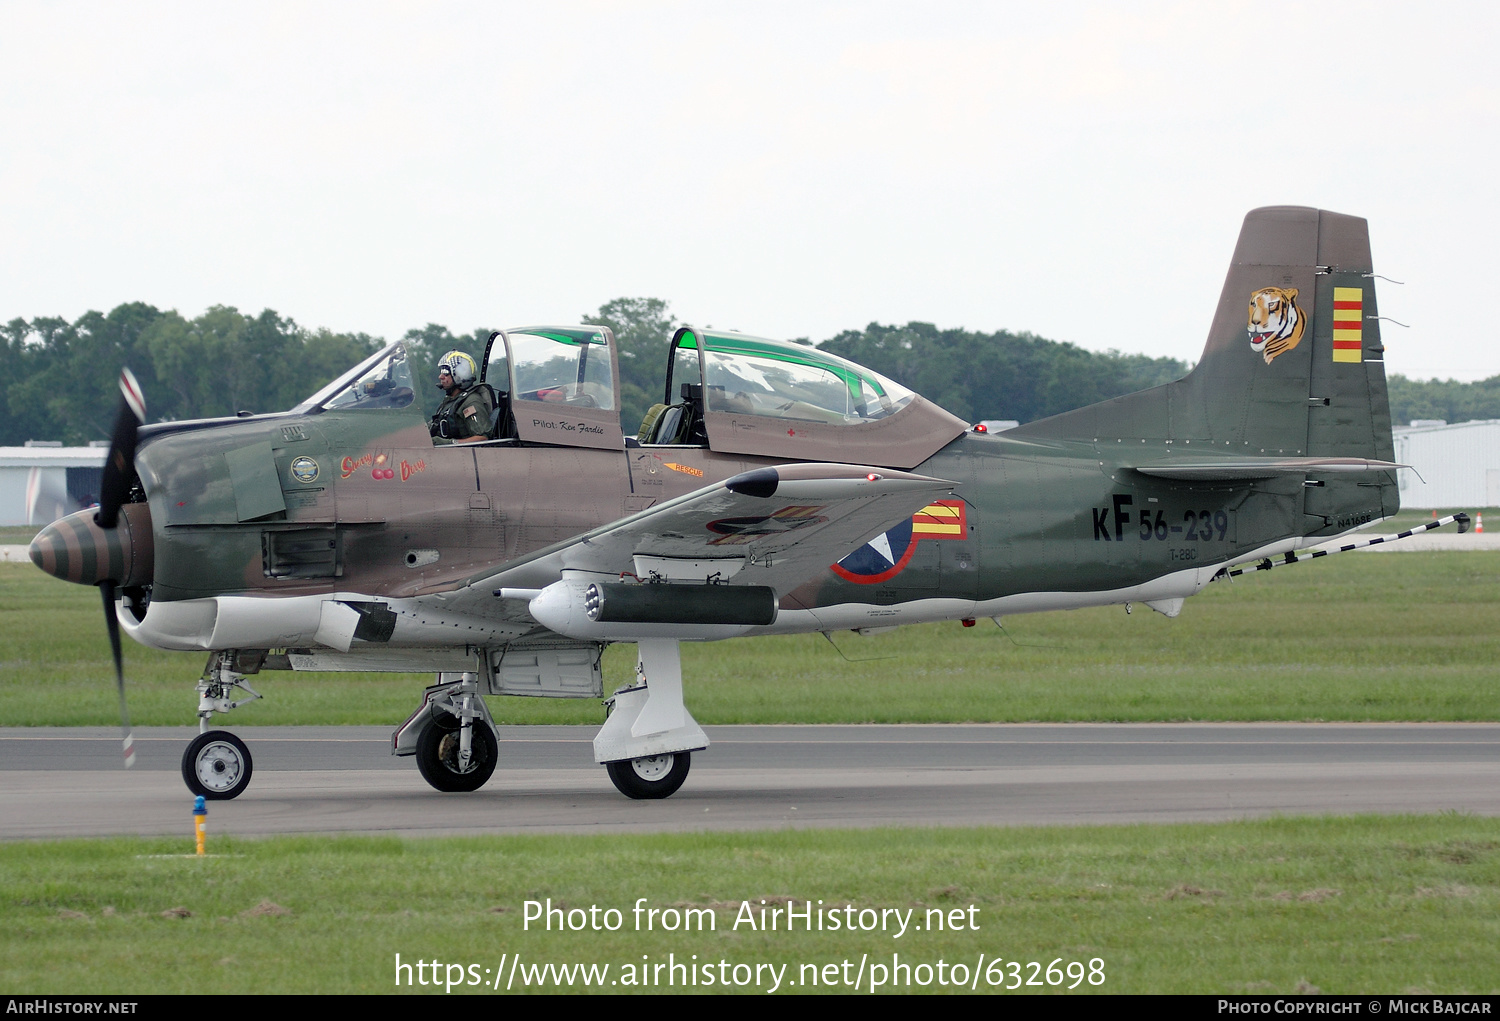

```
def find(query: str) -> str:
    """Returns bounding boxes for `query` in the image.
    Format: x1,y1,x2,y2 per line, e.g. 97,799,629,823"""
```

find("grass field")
1,817,1496,994
2,543,1497,726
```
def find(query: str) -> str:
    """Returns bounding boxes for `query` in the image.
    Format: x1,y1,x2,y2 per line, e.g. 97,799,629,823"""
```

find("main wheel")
416,721,497,792
605,752,690,800
182,730,253,800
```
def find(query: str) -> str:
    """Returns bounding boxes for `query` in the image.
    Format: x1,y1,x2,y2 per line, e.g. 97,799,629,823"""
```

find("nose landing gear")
178,652,263,800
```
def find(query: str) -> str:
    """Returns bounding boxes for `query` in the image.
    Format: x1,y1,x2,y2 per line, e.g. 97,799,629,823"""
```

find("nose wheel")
182,730,253,800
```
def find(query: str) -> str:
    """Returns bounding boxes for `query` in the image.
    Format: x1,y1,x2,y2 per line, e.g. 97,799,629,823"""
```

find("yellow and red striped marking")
911,499,966,538
1332,286,1363,364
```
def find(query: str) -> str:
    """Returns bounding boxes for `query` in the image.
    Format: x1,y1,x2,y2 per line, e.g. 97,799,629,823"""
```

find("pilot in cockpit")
429,351,495,445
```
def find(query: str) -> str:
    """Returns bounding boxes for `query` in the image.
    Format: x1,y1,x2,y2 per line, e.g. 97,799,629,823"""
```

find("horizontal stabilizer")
1131,456,1406,481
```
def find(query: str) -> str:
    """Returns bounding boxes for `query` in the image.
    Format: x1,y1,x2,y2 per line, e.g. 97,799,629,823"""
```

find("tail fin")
1181,205,1395,463
1011,206,1398,524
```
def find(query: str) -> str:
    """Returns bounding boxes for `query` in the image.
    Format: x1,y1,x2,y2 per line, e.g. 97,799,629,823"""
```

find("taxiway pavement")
2,723,1497,839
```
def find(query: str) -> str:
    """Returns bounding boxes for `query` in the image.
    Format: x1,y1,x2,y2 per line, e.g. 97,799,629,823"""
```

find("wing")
422,463,956,624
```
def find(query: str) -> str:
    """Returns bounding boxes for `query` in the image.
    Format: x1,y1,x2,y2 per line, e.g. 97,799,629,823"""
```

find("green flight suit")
430,384,495,443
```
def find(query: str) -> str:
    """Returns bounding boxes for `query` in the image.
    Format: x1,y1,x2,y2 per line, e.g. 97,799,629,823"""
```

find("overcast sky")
2,2,1496,381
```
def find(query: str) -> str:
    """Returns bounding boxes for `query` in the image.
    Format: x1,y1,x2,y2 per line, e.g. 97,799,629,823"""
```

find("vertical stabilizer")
1012,206,1395,465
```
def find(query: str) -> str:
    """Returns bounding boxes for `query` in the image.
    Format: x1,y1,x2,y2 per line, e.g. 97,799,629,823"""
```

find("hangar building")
1393,420,1500,509
0,444,107,527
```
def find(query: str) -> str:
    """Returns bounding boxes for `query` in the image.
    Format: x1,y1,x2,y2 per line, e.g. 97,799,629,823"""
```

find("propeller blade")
99,580,136,769
25,466,40,524
96,368,146,530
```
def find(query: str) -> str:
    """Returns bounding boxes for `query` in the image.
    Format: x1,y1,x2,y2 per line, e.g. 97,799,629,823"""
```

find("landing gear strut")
595,640,706,800
179,653,263,800
394,672,499,793
416,712,498,792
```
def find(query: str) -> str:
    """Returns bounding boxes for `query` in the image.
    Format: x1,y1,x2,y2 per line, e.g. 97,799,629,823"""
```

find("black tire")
181,730,253,800
416,721,497,792
605,751,690,800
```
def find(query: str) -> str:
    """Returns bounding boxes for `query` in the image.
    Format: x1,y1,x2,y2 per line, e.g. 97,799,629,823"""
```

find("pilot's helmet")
437,351,477,389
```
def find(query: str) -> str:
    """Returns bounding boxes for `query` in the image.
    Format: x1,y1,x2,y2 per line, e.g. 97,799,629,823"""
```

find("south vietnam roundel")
830,519,918,584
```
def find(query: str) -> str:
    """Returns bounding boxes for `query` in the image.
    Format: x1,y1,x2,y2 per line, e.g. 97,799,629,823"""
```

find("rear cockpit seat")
638,384,707,445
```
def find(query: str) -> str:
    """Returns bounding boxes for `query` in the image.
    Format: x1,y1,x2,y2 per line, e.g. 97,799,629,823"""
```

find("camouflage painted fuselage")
31,206,1398,656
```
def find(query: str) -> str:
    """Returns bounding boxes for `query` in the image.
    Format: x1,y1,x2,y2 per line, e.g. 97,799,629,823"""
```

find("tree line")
2,299,1490,447
0,305,488,446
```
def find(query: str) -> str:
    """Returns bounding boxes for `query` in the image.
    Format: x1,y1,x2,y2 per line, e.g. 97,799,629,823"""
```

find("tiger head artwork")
1246,286,1306,365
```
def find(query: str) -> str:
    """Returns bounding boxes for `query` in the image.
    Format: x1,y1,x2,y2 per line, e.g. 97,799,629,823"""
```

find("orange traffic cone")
1477,514,1484,534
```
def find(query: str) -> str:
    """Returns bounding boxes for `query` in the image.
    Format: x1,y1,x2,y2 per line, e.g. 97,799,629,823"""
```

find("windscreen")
295,342,417,412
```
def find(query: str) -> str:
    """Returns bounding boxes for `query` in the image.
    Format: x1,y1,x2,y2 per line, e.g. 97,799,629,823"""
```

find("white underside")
118,591,528,653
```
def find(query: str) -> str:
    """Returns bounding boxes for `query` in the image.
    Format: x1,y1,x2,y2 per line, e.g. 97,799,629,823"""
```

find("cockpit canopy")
689,331,915,424
295,326,966,469
506,327,616,409
658,329,965,468
488,326,625,449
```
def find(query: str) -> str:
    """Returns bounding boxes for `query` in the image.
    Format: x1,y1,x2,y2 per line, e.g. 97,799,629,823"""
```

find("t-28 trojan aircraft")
31,206,1431,801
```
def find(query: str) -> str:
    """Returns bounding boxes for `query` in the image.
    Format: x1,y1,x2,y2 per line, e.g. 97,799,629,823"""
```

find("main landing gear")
393,641,708,801
417,722,498,793
393,673,499,793
594,639,706,800
180,653,262,800
604,752,691,800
